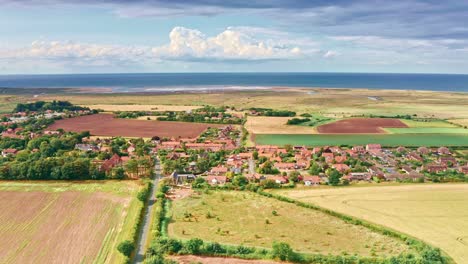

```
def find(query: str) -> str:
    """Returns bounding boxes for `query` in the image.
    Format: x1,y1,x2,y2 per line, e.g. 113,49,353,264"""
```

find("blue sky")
0,0,468,74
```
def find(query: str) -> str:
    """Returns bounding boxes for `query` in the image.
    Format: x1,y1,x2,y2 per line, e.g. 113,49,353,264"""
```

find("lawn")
276,184,468,264
0,180,144,264
254,133,468,146
384,128,468,134
167,190,413,258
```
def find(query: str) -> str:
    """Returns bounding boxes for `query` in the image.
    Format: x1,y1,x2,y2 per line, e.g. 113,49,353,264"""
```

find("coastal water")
0,72,467,92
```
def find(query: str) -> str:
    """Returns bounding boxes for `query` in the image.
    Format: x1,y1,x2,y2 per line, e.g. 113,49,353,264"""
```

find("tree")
309,162,321,175
192,177,207,188
117,240,134,257
232,175,248,187
252,151,259,160
328,169,342,186
271,242,299,261
183,238,203,254
288,171,300,182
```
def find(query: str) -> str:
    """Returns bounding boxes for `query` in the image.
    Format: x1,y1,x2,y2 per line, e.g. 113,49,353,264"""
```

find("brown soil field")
169,255,287,264
317,118,408,134
48,113,220,138
0,190,128,264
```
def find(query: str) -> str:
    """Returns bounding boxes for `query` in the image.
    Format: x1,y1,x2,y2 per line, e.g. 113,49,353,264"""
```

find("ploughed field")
168,191,413,258
317,118,408,134
276,184,468,264
48,113,220,138
0,181,143,264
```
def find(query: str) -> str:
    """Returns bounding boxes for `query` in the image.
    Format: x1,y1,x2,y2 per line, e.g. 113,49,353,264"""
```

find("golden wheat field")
276,184,468,264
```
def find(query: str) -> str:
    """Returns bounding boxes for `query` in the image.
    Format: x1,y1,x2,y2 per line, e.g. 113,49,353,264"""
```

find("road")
248,158,255,174
133,158,161,264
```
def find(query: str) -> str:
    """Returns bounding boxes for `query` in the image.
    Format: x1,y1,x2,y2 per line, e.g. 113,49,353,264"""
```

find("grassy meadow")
0,181,144,264
167,190,413,258
276,184,468,264
254,133,468,146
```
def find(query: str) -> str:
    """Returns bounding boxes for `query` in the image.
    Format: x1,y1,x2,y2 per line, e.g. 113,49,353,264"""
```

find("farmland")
255,133,468,146
82,104,201,112
47,113,221,138
245,116,318,134
0,180,144,264
276,184,468,264
316,118,408,134
384,127,468,134
167,190,413,258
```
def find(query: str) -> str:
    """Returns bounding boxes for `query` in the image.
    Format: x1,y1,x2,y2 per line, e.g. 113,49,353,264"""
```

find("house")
1,148,18,157
206,176,227,185
396,146,406,153
437,147,451,155
385,173,424,182
459,166,468,175
322,152,334,163
417,147,431,155
352,146,365,154
334,155,347,163
303,176,321,186
343,172,372,181
366,144,382,152
210,166,228,175
332,163,350,173
245,173,265,182
75,144,99,152
256,145,279,153
425,164,447,173
185,143,223,151
43,130,61,135
439,156,456,166
268,176,288,184
274,162,296,171
159,141,182,150
100,154,123,172
408,152,423,162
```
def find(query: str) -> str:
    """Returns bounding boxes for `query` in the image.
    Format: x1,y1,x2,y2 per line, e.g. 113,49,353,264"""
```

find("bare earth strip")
0,190,129,264
82,104,201,112
317,118,408,134
245,116,317,134
277,184,468,264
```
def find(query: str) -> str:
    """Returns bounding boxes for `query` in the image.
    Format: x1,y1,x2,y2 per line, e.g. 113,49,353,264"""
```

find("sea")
0,72,467,92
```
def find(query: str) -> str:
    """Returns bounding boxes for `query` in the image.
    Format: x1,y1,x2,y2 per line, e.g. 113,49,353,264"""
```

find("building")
1,148,18,157
206,176,227,185
303,176,321,186
366,144,381,152
75,144,99,152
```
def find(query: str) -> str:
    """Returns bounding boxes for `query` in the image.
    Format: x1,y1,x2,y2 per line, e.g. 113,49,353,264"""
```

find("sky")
1,0,468,74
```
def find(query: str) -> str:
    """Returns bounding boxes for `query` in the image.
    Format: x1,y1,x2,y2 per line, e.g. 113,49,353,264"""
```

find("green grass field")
401,119,458,128
0,180,144,264
167,190,413,258
254,133,468,146
275,184,468,264
384,128,468,134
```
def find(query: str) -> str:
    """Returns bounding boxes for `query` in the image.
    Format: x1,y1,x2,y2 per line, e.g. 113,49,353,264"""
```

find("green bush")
117,240,135,257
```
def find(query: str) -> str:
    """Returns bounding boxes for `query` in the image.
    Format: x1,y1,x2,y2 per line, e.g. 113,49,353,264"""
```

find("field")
0,180,143,264
245,116,318,134
167,191,413,257
5,88,468,119
448,119,468,127
254,133,468,146
82,104,201,112
401,119,458,128
48,113,221,138
276,184,468,264
317,118,408,134
384,127,468,134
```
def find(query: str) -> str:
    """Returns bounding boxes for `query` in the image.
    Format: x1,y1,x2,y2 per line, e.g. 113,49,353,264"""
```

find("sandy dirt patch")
245,116,317,134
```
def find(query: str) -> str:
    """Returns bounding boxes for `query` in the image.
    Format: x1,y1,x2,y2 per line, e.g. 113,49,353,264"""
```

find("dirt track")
317,118,408,134
48,114,221,138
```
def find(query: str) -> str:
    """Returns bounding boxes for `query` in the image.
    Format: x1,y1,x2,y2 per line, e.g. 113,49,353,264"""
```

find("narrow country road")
133,158,161,264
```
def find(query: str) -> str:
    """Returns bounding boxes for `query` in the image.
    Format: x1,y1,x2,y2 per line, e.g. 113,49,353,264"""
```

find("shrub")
183,238,204,254
271,242,300,262
117,240,135,257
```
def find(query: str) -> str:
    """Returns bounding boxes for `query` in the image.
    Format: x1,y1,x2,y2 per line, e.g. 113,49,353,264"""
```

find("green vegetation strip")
255,133,468,147
384,128,468,134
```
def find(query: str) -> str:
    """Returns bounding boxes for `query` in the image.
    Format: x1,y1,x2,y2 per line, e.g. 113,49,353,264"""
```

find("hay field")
0,181,143,264
448,119,468,127
82,104,201,112
276,184,468,264
168,191,413,257
401,119,458,128
245,116,317,134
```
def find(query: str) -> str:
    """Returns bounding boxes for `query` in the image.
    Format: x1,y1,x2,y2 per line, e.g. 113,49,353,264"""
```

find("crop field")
276,184,468,264
167,191,413,257
245,116,318,134
448,119,468,127
0,181,143,264
317,118,408,134
254,133,468,146
82,104,201,112
384,128,468,134
48,113,221,138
